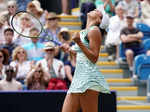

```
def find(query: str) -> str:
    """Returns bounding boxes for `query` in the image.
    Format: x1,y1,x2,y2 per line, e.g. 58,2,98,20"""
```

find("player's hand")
72,32,81,44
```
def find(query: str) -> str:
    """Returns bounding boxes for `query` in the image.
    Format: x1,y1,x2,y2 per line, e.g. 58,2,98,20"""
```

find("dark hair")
4,28,14,35
0,48,9,65
60,32,71,41
80,2,96,29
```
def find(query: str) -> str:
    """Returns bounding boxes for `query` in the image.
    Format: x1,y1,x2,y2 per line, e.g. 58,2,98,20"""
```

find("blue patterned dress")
67,26,110,94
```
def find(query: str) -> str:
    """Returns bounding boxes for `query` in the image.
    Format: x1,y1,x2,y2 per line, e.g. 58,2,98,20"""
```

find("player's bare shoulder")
88,26,101,37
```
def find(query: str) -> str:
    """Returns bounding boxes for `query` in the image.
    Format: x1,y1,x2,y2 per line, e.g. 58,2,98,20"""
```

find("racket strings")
11,11,43,38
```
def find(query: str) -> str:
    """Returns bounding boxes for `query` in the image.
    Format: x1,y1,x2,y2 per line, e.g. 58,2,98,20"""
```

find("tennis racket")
11,11,61,45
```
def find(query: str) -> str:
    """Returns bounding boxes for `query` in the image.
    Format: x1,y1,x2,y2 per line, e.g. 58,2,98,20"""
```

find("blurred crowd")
0,0,149,91
0,0,76,91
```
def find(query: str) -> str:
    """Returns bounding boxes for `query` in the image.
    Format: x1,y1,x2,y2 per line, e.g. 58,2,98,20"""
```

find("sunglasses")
6,69,14,73
8,6,15,8
0,55,3,58
35,70,42,73
45,49,54,52
18,51,25,54
47,18,58,21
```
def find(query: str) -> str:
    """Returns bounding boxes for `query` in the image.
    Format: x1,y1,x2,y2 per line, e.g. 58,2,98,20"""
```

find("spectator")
39,12,61,44
118,0,139,18
55,27,73,63
7,0,17,26
95,0,115,16
120,13,144,75
23,27,45,63
105,5,126,61
25,63,50,90
27,0,47,25
0,27,17,63
58,27,72,44
0,65,22,91
140,0,150,26
10,46,33,84
0,48,9,80
37,42,67,90
13,13,32,46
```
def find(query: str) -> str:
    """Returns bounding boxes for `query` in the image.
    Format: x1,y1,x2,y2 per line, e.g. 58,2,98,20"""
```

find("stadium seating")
143,39,150,52
134,54,150,80
136,23,150,40
119,42,126,61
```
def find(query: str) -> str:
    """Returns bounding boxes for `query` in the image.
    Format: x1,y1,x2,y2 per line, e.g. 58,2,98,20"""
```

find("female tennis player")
61,9,110,112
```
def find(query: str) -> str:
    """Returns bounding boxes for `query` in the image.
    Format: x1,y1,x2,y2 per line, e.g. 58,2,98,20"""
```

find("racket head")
11,11,43,38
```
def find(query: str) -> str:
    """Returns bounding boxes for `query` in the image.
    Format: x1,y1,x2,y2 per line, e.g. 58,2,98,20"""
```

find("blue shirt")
22,42,45,61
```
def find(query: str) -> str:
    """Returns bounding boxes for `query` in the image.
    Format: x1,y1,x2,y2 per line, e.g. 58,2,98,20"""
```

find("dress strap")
84,26,97,42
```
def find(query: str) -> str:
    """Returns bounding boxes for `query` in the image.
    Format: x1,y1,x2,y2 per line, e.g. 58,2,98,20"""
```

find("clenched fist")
72,32,81,43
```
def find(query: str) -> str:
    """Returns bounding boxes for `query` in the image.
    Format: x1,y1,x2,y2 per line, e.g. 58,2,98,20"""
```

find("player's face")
88,9,103,25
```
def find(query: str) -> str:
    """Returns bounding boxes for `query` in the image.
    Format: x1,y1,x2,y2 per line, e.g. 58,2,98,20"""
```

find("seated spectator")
0,27,17,63
105,4,126,61
23,27,45,63
39,12,61,44
55,27,73,63
118,0,139,18
140,0,150,26
95,0,115,16
120,13,144,75
58,27,72,45
0,48,9,80
7,0,17,25
0,65,22,91
25,63,50,90
37,42,67,90
10,46,33,84
13,13,32,46
26,0,47,25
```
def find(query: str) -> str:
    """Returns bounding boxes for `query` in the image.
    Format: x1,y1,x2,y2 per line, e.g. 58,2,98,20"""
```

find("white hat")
126,12,135,19
7,0,17,7
28,0,43,12
44,42,55,50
